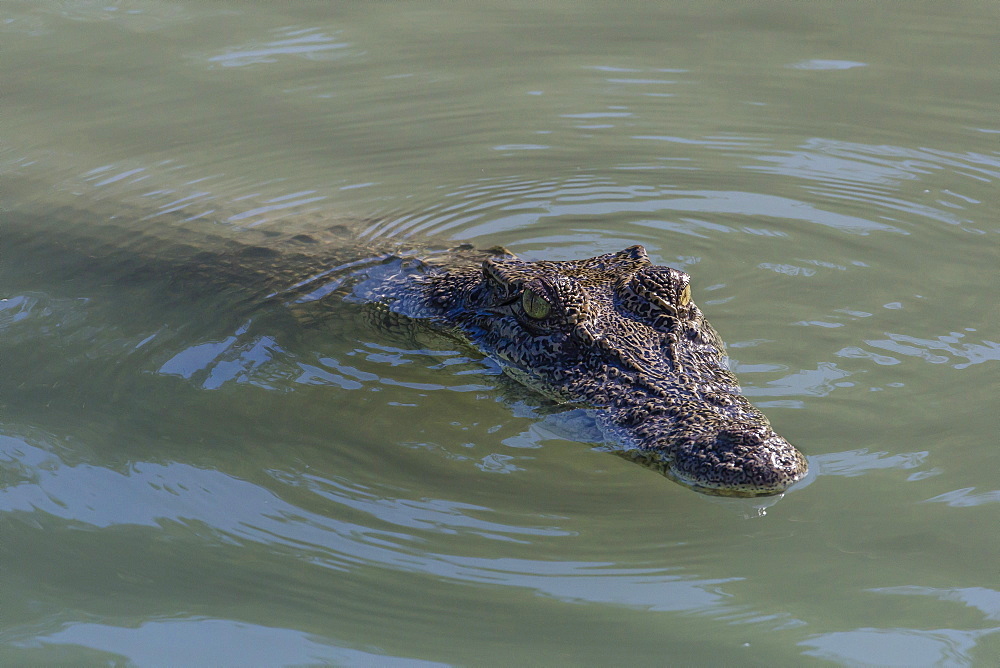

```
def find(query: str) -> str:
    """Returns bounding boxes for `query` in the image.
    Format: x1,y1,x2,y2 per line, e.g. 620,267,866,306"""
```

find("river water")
2,2,999,666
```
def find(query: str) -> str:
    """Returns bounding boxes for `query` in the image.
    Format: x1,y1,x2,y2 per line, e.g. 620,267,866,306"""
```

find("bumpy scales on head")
373,245,807,496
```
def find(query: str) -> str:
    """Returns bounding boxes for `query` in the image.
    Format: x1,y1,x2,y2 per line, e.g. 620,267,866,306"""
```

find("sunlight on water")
2,0,999,665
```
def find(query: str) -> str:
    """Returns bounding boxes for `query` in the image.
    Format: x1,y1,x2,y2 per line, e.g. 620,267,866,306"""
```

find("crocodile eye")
679,284,691,307
521,289,551,319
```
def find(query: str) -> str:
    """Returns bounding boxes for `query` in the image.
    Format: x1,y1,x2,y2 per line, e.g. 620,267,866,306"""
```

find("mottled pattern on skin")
372,245,808,496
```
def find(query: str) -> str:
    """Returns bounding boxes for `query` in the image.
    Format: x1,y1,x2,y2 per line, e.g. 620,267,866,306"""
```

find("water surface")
2,1,999,665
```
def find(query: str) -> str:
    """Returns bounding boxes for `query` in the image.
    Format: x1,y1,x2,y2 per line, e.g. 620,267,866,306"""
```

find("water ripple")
6,618,445,667
206,27,353,68
0,432,752,613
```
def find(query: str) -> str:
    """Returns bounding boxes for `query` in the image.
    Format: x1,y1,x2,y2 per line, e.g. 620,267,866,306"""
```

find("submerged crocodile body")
3,194,807,496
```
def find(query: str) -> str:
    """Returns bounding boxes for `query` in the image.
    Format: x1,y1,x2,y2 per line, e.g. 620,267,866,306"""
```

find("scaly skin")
370,245,808,496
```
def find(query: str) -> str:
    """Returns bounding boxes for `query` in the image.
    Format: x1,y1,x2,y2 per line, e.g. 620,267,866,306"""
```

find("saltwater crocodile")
362,244,808,496
3,193,807,496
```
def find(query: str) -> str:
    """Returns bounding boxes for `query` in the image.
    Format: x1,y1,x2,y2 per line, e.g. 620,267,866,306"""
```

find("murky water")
2,1,999,665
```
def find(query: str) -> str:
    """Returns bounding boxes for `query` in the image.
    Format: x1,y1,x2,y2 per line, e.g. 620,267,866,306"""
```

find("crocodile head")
392,244,808,496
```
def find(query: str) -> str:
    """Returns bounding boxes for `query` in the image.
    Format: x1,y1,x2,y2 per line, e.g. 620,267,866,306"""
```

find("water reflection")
0,432,766,615
802,627,997,667
8,618,446,667
864,330,1000,370
811,449,929,478
207,28,352,69
788,60,867,71
802,588,1000,666
924,488,1000,507
158,321,284,390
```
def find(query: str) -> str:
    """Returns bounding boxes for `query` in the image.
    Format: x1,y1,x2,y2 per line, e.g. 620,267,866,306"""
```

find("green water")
2,1,999,665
